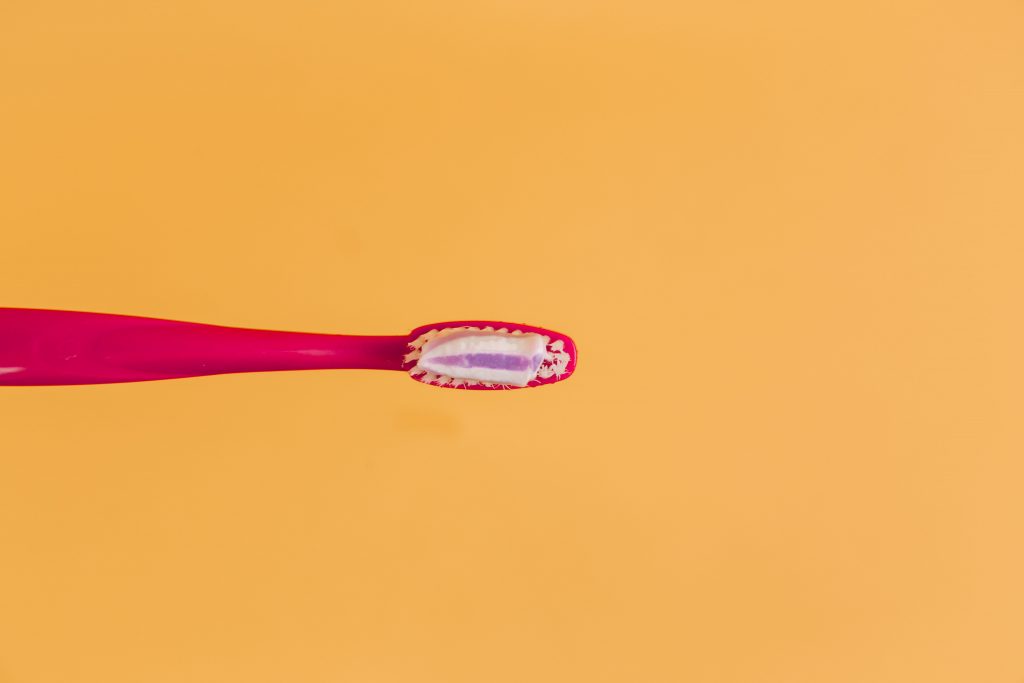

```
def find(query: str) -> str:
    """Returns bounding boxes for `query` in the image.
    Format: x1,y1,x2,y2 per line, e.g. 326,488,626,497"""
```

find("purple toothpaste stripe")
430,353,544,372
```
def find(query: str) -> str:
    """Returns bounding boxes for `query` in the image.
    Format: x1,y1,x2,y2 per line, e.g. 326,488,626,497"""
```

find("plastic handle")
0,308,407,386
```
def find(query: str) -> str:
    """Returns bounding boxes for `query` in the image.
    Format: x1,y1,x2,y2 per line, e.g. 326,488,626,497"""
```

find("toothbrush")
0,308,576,389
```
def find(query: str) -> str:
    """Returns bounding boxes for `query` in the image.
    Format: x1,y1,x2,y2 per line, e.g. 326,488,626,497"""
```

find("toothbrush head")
403,321,577,390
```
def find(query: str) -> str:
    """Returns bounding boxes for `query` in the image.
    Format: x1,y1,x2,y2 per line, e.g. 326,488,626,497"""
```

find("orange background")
1,1,1023,681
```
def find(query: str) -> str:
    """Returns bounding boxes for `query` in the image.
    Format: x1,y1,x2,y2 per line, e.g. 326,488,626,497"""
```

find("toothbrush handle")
0,308,408,386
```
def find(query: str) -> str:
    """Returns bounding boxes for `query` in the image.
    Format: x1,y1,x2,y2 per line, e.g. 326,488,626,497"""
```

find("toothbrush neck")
104,326,408,376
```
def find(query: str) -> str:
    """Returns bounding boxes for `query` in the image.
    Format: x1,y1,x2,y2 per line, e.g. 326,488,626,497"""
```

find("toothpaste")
414,328,548,387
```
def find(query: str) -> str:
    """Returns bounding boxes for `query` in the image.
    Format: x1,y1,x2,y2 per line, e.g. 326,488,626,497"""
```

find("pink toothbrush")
0,308,576,389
